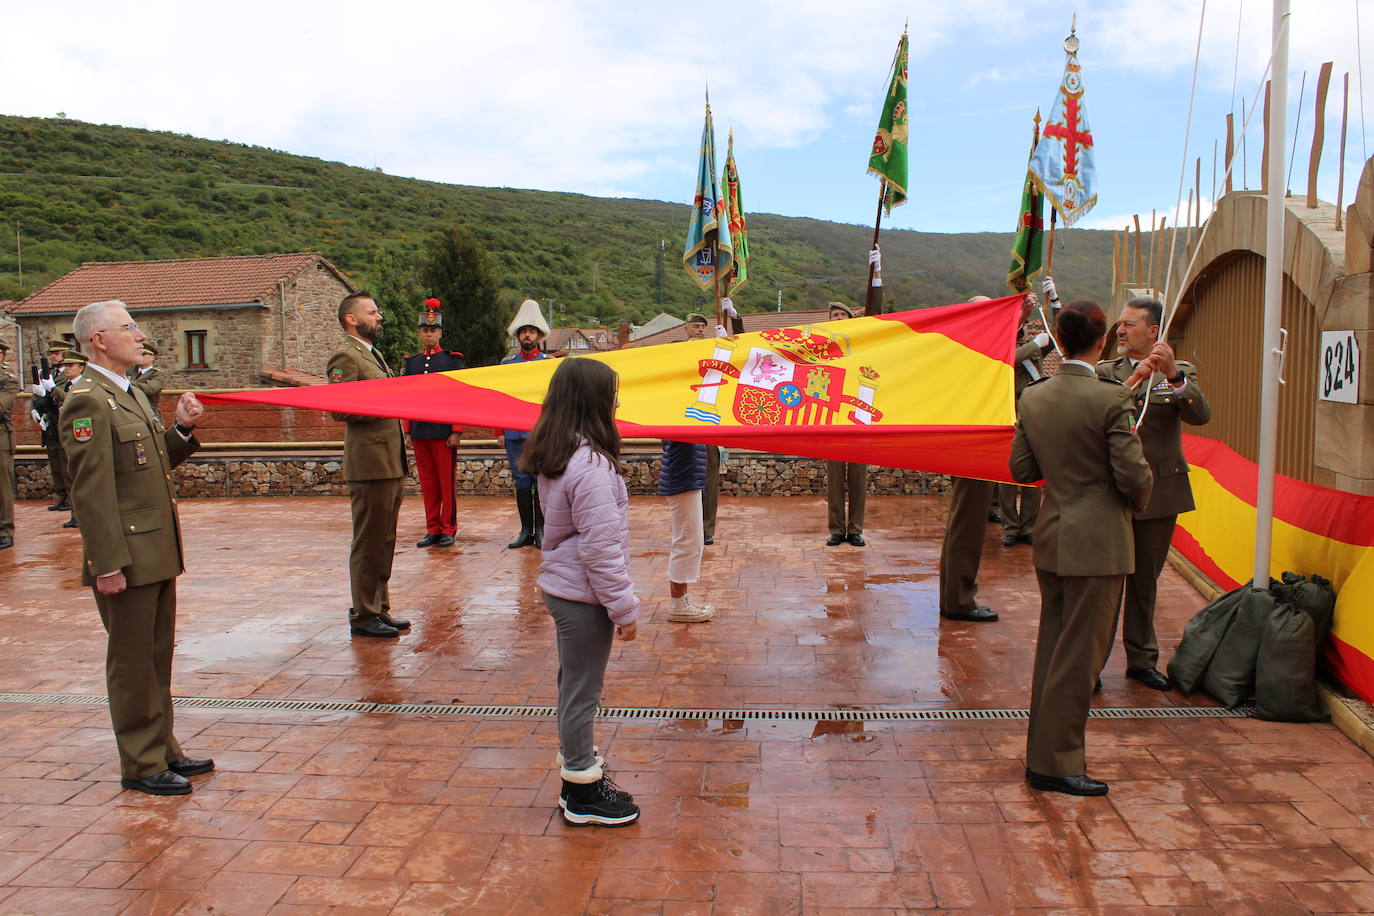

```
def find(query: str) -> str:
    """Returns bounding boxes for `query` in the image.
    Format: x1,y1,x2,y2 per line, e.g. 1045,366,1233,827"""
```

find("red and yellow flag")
1172,434,1374,702
204,296,1024,482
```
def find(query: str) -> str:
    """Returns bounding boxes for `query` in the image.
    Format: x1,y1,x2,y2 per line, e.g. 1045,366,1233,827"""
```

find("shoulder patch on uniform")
329,367,345,382
449,350,465,358
72,417,93,442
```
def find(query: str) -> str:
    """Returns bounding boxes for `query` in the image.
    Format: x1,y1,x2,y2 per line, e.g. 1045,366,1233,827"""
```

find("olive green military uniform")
129,366,164,403
702,444,720,541
997,329,1054,539
825,460,867,537
59,367,199,780
1096,357,1212,671
0,362,17,543
327,338,407,628
938,476,995,614
1011,363,1153,777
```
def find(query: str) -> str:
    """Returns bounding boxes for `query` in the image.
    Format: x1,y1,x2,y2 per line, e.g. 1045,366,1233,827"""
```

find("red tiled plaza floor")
1,493,1372,914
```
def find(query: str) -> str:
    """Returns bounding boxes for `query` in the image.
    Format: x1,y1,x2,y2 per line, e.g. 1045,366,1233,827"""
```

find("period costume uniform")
501,299,551,548
59,361,201,784
822,303,867,546
997,327,1054,542
1011,362,1153,785
128,342,165,404
402,302,465,545
1096,356,1211,676
0,342,16,550
328,335,408,634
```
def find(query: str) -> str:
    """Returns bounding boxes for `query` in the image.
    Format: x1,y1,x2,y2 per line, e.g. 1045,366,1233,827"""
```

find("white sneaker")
667,595,714,623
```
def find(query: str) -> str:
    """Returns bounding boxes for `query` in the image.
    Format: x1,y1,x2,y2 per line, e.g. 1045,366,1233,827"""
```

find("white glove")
29,383,44,397
31,409,48,431
714,325,729,338
1040,275,1060,304
40,377,55,393
1033,332,1052,348
869,246,881,267
720,297,738,319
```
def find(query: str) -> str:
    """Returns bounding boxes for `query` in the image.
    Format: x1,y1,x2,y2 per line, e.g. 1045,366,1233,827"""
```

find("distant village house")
4,253,353,388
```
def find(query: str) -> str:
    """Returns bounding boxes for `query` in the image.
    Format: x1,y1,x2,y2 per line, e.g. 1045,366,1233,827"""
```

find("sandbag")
1253,601,1328,722
1201,587,1278,707
1273,571,1336,644
1168,584,1249,694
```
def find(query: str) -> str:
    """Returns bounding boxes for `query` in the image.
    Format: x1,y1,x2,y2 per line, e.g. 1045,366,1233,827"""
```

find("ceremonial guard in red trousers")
402,299,465,548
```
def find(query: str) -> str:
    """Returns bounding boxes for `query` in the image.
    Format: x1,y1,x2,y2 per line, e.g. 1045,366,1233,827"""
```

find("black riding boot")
508,487,536,549
532,485,545,549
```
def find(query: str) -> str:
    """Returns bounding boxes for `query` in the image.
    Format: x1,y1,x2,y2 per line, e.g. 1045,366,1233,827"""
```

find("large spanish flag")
1173,434,1374,702
203,296,1024,482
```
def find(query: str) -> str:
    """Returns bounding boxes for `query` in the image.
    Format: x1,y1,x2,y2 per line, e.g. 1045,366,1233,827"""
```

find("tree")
366,247,421,369
419,227,508,367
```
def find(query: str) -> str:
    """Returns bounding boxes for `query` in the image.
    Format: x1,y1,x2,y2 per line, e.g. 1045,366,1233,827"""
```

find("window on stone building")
186,330,208,369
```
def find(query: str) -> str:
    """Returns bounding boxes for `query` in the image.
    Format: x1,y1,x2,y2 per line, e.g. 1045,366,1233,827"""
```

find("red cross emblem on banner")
1044,94,1093,181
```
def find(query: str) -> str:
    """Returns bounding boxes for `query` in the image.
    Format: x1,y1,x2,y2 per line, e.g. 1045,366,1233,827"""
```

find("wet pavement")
1,493,1373,914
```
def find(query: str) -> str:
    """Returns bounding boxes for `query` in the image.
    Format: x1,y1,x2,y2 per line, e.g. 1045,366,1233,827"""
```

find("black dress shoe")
436,534,454,547
379,613,411,630
416,534,441,547
703,536,714,546
1001,534,1018,547
350,619,400,638
508,530,535,549
987,512,1003,524
825,534,845,546
168,756,215,777
847,533,866,547
1126,667,1171,691
62,518,79,529
1094,678,1102,693
53,502,72,512
0,536,12,550
121,769,192,796
1026,770,1109,796
1019,533,1034,545
940,606,999,622
47,502,64,511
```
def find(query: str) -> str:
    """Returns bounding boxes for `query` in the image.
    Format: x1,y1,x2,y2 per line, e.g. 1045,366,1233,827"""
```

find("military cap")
508,298,551,338
61,349,88,366
828,302,855,318
419,297,443,328
141,341,160,357
685,312,709,324
46,340,68,353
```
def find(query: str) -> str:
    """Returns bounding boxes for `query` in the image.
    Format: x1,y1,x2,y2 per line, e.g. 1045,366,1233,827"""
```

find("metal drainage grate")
0,692,1251,721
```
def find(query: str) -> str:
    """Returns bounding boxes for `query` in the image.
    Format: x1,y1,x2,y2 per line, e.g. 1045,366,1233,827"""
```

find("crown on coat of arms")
758,326,848,363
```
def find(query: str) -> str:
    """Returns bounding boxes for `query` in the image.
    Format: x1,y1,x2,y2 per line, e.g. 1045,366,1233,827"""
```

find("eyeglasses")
96,322,142,335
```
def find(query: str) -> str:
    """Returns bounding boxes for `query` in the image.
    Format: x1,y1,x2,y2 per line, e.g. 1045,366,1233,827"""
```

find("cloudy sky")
4,1,1368,234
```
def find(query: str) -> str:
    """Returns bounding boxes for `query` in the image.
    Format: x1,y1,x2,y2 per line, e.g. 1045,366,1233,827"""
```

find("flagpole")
1045,208,1057,273
863,182,885,315
714,238,723,329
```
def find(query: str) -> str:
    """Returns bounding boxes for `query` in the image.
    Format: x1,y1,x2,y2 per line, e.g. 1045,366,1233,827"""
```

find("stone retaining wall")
14,452,951,500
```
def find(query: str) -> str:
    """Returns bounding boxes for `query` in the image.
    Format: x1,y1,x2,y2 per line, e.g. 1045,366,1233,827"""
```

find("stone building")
3,253,354,388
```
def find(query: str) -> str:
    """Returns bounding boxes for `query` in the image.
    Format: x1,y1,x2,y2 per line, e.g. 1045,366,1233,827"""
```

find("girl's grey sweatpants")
542,592,615,771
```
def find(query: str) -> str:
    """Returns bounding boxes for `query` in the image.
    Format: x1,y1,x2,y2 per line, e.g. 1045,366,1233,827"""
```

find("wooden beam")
1225,113,1235,194
1133,215,1143,284
1308,62,1333,207
1338,72,1350,231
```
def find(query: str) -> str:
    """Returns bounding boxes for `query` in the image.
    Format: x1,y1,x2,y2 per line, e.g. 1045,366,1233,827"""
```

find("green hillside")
0,115,1116,323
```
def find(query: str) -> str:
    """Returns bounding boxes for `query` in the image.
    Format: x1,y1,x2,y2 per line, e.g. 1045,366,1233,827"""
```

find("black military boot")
507,487,535,549
531,485,545,549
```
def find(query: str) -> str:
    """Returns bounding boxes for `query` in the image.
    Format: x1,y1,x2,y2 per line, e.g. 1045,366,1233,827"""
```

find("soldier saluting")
402,299,465,548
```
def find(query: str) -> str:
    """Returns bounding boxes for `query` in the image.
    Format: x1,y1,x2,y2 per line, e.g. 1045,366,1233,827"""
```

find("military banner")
722,129,749,294
1028,45,1098,226
204,296,1026,482
867,30,909,213
683,99,733,291
1007,169,1045,293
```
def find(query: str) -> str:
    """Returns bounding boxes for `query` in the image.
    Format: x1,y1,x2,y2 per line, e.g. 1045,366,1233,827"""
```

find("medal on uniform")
135,442,148,465
107,397,119,410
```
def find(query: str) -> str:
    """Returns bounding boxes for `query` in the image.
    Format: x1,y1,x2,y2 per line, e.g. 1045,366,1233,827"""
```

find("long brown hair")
519,358,624,478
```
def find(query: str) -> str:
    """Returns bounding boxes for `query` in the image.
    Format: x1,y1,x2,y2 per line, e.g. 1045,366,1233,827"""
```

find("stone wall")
14,451,951,500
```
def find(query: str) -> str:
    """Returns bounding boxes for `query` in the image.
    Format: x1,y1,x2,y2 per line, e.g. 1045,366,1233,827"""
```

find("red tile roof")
630,308,834,347
8,253,350,315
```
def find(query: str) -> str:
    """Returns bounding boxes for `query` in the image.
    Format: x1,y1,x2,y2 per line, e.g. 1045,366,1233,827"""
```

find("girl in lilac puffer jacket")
519,358,641,827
